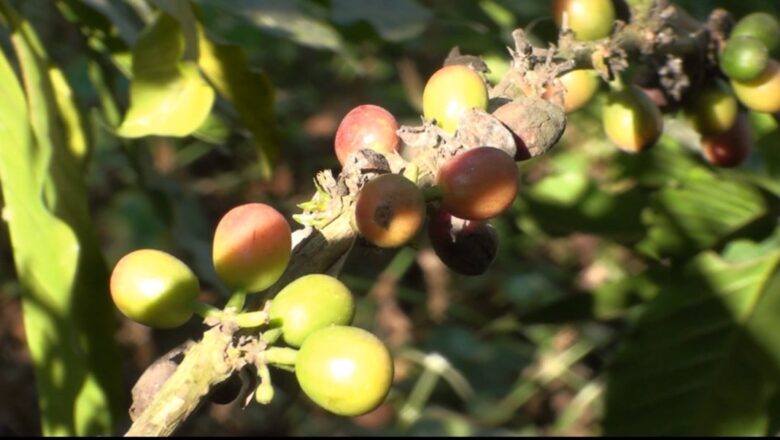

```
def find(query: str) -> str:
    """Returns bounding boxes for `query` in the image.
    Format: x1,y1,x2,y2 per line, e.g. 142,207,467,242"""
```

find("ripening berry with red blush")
437,147,519,221
212,203,292,293
334,104,401,165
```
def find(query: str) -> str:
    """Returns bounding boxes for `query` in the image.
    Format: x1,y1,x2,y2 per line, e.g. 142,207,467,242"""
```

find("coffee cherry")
269,274,355,348
553,0,615,41
427,207,498,276
423,65,488,133
557,69,601,113
354,173,426,248
437,147,519,221
334,104,400,165
110,249,199,329
213,203,291,293
602,84,664,153
700,112,751,168
295,326,393,417
685,79,738,136
720,36,770,82
731,59,780,113
730,12,780,56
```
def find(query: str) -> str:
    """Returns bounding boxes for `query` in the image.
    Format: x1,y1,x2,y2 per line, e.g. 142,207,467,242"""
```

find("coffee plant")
2,0,780,436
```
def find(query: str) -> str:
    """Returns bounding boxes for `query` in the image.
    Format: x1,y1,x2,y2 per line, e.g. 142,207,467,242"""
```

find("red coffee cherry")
334,104,400,165
437,147,519,221
212,203,292,293
354,173,426,248
700,112,751,168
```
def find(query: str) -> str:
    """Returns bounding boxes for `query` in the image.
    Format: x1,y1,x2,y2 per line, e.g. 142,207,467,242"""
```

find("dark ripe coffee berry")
701,112,751,168
428,207,499,276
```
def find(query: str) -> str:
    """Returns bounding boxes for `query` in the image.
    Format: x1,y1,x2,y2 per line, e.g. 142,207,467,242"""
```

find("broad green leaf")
48,67,90,163
637,175,770,259
151,0,199,61
196,22,279,177
478,0,516,30
516,151,647,240
0,5,121,436
518,273,659,324
604,239,780,435
331,0,432,42
87,60,124,128
76,0,142,44
610,137,713,188
721,168,780,199
197,0,344,51
54,0,133,75
192,112,230,145
117,12,215,138
751,111,780,179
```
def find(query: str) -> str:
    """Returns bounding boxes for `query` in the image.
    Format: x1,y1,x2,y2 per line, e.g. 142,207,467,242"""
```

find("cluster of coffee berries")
552,1,780,167
336,61,519,276
110,203,392,417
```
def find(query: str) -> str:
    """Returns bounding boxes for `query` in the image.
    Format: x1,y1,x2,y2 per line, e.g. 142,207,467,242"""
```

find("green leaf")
196,21,279,177
0,5,121,436
637,175,770,259
610,136,713,188
192,112,230,145
331,0,432,42
604,239,780,435
48,67,91,163
54,0,133,75
117,12,215,138
198,0,344,51
516,151,647,240
151,0,199,60
518,273,658,324
75,0,143,44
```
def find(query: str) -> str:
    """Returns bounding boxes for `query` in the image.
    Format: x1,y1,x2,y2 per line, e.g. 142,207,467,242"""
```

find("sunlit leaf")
76,0,142,44
604,237,780,435
331,0,432,42
0,4,121,435
54,0,133,75
192,112,230,145
196,22,278,177
151,0,199,60
48,67,90,163
516,151,647,240
637,175,770,259
610,137,713,188
197,0,344,51
117,12,215,138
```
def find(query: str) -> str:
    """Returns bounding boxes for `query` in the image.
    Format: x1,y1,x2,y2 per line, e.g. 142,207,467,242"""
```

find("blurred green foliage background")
2,0,780,436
